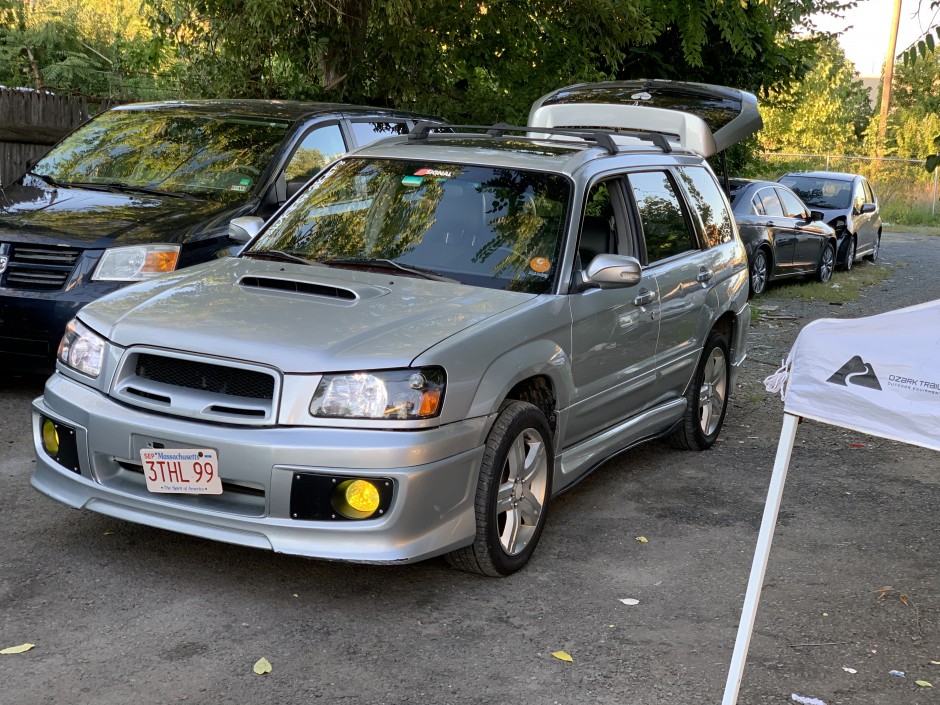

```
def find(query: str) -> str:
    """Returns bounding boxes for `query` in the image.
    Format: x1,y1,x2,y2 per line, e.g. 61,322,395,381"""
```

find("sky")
811,0,939,76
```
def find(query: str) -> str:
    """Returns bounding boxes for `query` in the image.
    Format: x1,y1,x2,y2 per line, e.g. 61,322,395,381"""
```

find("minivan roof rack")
406,121,674,155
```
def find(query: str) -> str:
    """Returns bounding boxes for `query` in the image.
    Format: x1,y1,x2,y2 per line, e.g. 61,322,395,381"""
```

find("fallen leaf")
635,536,649,543
915,680,933,688
899,593,910,606
850,443,865,448
552,650,573,662
930,660,940,665
619,598,640,606
875,587,894,600
103,531,113,536
253,657,272,675
842,666,857,674
1,643,35,655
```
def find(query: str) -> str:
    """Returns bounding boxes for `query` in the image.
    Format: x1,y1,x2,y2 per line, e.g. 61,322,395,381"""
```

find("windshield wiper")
243,249,323,267
320,257,458,283
27,171,65,188
68,182,195,200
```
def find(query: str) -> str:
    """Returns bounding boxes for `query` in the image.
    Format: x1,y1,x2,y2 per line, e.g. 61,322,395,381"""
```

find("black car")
0,100,442,371
728,178,838,297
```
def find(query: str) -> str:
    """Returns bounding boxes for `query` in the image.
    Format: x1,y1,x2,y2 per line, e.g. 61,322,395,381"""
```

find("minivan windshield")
32,108,290,200
248,158,571,293
779,176,852,210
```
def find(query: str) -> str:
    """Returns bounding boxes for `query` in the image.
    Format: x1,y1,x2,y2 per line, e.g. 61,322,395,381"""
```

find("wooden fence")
0,88,112,187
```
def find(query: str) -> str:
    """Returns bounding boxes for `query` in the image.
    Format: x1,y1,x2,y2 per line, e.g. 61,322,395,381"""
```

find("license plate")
139,448,222,494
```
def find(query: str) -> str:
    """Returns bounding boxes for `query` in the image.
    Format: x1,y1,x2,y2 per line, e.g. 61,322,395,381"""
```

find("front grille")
3,244,81,289
136,353,275,400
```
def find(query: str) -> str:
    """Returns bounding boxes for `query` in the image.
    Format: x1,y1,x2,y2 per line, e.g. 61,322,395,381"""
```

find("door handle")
696,268,713,283
633,289,655,306
765,221,775,227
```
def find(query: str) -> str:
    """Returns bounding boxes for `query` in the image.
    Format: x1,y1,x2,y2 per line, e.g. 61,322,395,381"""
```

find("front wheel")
816,242,835,282
447,401,553,576
841,236,856,271
749,249,769,297
866,234,881,261
671,331,730,450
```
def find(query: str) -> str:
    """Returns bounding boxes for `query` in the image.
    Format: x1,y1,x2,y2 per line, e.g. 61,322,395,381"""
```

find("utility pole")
877,0,903,152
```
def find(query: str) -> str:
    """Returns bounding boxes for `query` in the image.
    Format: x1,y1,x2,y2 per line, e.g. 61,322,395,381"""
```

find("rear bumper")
31,373,489,564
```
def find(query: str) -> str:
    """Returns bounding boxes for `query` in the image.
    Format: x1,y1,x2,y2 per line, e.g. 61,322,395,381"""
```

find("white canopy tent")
722,299,940,704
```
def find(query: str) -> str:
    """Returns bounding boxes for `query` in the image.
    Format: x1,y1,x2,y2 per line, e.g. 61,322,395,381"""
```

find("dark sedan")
0,100,442,371
728,178,838,297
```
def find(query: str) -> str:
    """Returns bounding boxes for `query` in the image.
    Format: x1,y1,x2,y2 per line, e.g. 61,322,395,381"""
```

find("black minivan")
0,100,441,371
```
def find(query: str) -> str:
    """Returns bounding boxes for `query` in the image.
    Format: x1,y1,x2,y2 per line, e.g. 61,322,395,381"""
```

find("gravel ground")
0,230,937,705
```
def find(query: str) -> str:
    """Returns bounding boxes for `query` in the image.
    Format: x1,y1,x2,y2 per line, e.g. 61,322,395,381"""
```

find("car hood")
79,258,535,373
0,181,238,248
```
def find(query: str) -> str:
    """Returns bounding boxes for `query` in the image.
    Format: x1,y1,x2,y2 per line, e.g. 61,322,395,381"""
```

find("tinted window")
777,188,808,219
757,188,784,217
863,179,875,203
349,121,409,147
33,108,290,200
676,167,733,247
750,195,765,216
285,124,347,182
627,171,695,263
252,158,570,294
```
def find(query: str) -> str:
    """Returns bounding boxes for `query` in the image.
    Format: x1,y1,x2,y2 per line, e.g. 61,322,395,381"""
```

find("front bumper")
32,373,489,564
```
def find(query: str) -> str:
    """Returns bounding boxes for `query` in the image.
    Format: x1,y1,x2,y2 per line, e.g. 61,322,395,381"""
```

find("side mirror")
585,254,643,287
810,210,825,222
860,202,877,214
228,216,265,244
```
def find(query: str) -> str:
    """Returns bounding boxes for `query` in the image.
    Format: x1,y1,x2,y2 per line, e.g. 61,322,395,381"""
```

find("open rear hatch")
528,79,762,157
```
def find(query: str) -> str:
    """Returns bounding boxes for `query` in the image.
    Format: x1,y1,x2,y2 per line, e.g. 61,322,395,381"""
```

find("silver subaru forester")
32,81,760,575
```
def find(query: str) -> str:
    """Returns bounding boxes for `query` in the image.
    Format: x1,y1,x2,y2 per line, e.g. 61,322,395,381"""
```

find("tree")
759,37,871,154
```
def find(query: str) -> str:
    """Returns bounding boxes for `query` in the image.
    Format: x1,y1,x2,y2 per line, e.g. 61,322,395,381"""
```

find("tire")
446,401,553,576
816,242,835,283
670,331,730,451
841,236,856,271
866,234,881,261
749,249,769,297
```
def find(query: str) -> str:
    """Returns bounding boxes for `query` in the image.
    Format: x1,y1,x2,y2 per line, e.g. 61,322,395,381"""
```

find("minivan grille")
136,353,275,400
3,244,81,289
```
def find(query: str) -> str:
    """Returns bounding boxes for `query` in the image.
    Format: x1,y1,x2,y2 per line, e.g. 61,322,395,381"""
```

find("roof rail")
406,121,673,155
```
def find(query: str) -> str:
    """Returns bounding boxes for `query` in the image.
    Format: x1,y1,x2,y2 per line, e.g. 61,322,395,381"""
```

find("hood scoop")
239,275,359,301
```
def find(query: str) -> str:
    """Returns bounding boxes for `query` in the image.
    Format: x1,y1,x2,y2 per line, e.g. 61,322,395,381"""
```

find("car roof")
110,99,437,123
780,171,858,182
348,128,707,178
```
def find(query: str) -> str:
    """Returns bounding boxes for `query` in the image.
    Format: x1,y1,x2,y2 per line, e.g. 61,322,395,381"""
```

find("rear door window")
675,166,734,247
627,171,697,263
756,188,784,217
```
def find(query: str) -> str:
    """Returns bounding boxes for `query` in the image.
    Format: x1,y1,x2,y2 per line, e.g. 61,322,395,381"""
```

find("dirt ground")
0,230,937,704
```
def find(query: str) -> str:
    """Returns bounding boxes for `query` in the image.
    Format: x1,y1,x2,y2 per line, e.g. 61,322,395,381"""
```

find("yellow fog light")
332,479,381,519
42,418,60,456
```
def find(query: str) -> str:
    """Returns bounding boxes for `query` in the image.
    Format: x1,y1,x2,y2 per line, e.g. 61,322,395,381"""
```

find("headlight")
57,319,105,378
310,368,445,420
92,244,180,281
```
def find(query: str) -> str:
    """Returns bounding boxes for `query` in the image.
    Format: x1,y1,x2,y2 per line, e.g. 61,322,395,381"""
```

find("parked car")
0,100,442,372
728,178,837,296
777,171,882,270
32,80,760,576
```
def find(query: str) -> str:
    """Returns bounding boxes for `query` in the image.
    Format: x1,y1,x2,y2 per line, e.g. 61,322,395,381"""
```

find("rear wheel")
749,249,769,297
816,242,835,282
671,331,730,451
446,401,553,576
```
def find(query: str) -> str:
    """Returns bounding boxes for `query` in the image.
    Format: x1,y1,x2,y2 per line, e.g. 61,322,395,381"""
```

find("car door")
776,186,822,272
625,168,713,401
566,177,661,447
854,178,878,255
753,186,796,272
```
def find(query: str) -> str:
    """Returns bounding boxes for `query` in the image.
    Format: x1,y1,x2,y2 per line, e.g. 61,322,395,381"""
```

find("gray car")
778,171,882,269
32,81,758,576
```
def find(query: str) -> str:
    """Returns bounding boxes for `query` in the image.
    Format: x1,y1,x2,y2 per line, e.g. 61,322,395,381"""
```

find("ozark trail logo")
827,355,882,390
0,254,8,274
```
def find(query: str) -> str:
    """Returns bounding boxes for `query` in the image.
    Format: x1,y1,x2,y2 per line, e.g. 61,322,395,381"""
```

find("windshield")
249,158,570,293
32,108,290,200
778,176,852,210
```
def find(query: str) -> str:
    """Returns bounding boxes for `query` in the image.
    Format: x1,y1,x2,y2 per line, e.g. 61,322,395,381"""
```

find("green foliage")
759,37,871,154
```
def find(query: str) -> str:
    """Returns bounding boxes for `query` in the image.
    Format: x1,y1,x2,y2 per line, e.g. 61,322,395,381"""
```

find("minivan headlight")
310,368,445,420
57,319,105,378
92,244,180,281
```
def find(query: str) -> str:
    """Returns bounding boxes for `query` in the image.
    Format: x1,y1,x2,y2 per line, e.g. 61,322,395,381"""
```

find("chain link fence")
748,152,939,224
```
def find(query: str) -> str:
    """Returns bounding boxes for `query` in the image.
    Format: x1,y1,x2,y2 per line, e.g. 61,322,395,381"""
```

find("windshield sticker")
414,167,459,178
529,257,551,274
401,175,424,187
239,178,252,185
229,184,249,192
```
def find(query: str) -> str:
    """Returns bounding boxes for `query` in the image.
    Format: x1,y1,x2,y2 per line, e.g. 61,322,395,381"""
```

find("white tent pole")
721,412,801,705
